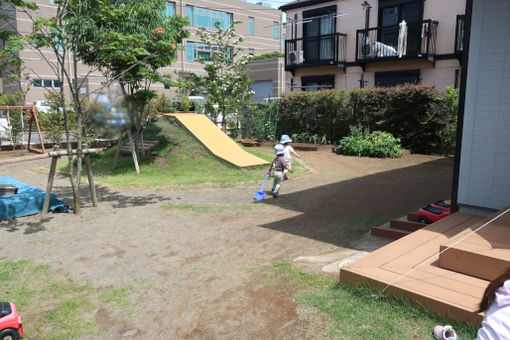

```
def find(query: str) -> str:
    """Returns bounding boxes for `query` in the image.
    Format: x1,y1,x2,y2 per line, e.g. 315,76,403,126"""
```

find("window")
248,17,254,35
281,34,285,50
33,79,61,88
379,0,423,55
303,6,336,62
301,75,334,92
248,48,254,56
374,70,420,87
186,6,232,30
166,1,175,17
273,21,279,39
187,42,232,62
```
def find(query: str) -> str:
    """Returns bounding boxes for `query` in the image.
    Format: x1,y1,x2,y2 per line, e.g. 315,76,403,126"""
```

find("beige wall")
247,57,290,98
6,0,284,103
284,0,466,92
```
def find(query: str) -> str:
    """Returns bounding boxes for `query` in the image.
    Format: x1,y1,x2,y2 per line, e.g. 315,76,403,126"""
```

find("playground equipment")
167,113,268,168
0,105,45,153
42,145,99,215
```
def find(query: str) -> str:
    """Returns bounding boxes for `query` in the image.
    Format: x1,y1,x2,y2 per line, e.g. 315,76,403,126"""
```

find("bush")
278,89,349,144
241,101,279,141
434,86,458,155
337,125,404,158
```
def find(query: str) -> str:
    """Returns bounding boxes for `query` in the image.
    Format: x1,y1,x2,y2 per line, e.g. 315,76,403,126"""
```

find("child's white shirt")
283,145,294,164
477,280,510,340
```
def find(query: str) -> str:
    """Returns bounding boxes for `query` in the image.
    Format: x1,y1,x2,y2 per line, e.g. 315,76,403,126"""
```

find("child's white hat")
280,135,292,144
274,144,285,155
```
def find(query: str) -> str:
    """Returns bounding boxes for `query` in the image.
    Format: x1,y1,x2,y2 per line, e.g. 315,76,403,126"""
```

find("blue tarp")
0,177,68,220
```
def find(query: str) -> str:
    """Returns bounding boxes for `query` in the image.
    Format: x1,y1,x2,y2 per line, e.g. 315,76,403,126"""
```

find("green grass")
160,203,259,213
263,261,478,339
0,259,96,339
59,117,307,188
0,259,147,338
99,285,134,314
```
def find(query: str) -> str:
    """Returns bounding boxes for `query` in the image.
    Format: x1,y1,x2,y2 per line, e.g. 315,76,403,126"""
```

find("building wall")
246,57,291,99
284,0,465,92
4,0,283,103
457,0,510,213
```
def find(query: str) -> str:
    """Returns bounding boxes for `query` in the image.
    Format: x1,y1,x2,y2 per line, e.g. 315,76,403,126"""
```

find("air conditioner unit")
288,50,304,64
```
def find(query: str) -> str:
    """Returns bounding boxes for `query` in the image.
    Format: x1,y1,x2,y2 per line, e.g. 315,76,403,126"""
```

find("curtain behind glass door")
320,15,334,60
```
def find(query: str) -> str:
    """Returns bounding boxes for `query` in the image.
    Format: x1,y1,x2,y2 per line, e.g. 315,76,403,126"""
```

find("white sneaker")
433,325,458,340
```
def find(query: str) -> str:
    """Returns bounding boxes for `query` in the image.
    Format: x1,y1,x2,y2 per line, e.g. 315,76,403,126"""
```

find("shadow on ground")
0,216,54,234
259,158,453,250
0,182,170,235
51,184,171,209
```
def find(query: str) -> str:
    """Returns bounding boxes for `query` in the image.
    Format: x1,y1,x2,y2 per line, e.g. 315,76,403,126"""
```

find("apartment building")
280,0,466,91
0,0,284,103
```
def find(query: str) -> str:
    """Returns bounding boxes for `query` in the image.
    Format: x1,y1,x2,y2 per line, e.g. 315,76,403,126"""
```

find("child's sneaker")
433,325,458,340
272,191,278,198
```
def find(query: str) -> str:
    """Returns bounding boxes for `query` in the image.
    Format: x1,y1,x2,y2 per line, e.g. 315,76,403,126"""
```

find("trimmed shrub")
278,89,349,144
255,85,459,154
337,125,404,158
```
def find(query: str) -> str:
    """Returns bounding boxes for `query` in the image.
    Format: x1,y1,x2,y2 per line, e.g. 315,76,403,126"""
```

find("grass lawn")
0,258,97,338
262,262,478,339
62,117,307,188
0,258,148,338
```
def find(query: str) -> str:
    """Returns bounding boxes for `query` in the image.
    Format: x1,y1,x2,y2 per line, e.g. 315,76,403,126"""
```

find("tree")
5,0,187,212
189,22,253,134
77,0,189,157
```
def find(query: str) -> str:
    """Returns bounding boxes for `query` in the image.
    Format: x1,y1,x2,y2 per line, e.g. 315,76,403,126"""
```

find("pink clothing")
477,280,510,340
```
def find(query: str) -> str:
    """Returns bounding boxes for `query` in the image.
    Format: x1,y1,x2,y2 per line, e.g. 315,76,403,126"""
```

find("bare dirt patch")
0,148,453,338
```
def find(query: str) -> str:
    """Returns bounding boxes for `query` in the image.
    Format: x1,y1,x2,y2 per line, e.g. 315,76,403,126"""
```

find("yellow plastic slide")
167,113,269,168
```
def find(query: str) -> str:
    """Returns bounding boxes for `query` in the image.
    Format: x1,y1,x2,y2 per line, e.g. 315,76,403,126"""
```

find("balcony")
284,33,347,72
455,15,465,57
355,20,438,66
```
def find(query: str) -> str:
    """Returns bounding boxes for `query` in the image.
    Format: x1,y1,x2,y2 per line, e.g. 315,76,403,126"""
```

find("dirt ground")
0,148,453,339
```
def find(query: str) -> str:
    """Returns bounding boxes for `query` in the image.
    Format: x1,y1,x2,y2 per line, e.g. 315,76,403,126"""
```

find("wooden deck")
340,210,510,325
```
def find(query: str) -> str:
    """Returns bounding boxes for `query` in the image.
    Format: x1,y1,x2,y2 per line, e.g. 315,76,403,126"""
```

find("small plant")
337,125,404,158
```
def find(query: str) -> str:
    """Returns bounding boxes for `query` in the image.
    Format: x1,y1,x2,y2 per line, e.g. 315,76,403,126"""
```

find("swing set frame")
0,105,46,153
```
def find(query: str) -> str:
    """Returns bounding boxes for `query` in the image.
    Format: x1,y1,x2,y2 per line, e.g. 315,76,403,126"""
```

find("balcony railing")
455,15,465,56
285,33,347,71
356,19,438,64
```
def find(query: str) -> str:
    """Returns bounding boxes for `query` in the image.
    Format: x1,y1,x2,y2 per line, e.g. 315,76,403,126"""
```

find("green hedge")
277,89,349,145
277,85,458,155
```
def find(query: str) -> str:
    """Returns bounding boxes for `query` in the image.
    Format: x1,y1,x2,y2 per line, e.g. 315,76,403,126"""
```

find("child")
280,135,301,180
266,144,291,198
433,266,510,340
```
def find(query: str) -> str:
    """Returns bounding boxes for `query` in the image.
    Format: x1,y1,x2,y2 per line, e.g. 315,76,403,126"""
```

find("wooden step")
120,140,159,154
407,212,419,222
438,215,510,281
371,225,411,240
389,219,426,232
341,212,489,325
